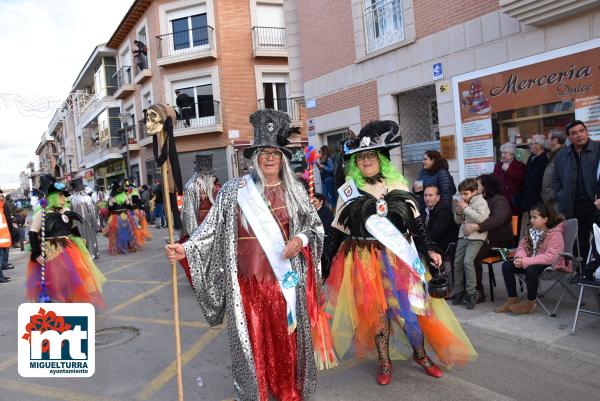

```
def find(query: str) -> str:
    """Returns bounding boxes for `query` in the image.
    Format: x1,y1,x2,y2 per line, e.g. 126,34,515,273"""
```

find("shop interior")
491,100,574,162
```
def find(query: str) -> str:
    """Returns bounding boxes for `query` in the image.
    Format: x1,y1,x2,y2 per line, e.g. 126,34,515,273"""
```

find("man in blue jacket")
553,120,600,258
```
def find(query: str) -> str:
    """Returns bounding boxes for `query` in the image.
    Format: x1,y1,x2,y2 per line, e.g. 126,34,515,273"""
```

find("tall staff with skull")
145,104,185,401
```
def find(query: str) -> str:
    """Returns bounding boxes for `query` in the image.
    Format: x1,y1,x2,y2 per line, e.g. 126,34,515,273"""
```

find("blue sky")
0,0,134,189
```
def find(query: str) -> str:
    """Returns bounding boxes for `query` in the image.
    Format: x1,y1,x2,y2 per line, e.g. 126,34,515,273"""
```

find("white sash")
237,175,297,332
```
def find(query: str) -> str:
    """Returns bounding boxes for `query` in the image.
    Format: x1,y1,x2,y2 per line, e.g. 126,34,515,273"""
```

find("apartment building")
68,45,124,190
285,0,600,182
105,0,305,186
32,133,57,188
47,106,79,181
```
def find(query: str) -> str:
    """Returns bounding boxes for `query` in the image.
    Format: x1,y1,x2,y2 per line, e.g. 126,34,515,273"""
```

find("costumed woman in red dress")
166,109,335,401
26,174,106,307
323,121,477,385
178,152,220,286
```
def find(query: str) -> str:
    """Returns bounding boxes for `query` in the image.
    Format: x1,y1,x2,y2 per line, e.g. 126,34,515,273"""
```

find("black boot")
463,293,477,309
477,287,486,303
452,291,465,305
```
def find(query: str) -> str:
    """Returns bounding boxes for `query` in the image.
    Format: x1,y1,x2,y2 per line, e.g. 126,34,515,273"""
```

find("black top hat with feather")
343,120,401,159
38,174,70,198
70,177,85,192
193,152,214,174
244,109,292,159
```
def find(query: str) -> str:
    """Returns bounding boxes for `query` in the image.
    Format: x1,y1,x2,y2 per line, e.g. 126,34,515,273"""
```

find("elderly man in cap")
165,109,325,401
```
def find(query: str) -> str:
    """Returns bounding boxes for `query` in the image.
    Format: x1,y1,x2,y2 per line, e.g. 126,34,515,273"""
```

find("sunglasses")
258,150,282,160
356,151,378,161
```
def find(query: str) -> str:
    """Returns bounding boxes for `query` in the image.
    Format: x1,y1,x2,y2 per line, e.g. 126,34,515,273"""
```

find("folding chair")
571,224,600,334
518,218,581,317
479,215,519,302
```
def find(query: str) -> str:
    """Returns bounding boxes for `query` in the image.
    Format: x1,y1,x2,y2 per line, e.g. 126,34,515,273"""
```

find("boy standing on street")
453,179,489,309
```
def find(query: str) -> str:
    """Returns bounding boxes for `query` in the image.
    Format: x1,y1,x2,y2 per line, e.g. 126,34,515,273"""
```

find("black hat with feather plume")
343,120,401,159
244,109,292,159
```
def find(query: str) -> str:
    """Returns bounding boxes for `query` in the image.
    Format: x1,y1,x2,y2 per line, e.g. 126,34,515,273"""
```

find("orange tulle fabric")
326,240,477,368
26,239,106,309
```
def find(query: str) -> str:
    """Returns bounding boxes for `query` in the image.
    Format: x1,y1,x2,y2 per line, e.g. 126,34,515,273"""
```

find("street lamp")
118,112,132,179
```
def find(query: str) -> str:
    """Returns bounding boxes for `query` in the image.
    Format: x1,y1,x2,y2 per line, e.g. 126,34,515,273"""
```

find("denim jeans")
0,248,8,277
453,238,484,296
154,203,166,227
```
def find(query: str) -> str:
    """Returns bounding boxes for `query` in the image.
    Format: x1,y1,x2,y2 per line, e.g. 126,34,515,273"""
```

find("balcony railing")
138,119,150,141
118,125,138,147
257,98,300,122
157,26,215,58
364,0,405,53
173,100,221,130
252,26,286,50
114,66,133,89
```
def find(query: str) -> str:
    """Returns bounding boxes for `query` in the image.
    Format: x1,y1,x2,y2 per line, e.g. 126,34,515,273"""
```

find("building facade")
286,0,600,183
47,106,79,181
33,133,57,188
68,45,123,190
105,0,306,187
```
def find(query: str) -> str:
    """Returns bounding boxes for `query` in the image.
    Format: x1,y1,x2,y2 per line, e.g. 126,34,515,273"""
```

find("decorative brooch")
282,271,300,289
61,214,69,224
413,259,426,276
376,198,388,217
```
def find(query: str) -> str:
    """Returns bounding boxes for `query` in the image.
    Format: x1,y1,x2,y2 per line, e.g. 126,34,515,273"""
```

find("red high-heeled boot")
413,353,443,378
376,361,392,385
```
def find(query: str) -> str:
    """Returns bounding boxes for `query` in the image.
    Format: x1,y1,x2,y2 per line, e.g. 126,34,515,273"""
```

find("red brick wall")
299,0,356,82
414,0,500,39
308,81,379,126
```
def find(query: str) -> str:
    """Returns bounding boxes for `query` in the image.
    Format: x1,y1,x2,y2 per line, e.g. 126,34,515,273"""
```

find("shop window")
493,100,574,162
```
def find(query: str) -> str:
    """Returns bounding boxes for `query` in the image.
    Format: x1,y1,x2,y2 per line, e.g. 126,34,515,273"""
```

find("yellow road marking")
107,279,163,285
0,378,118,401
103,252,163,276
0,355,17,372
111,315,211,329
102,282,170,316
135,329,222,400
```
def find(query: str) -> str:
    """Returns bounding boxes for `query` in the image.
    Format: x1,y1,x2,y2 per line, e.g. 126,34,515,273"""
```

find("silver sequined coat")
181,172,209,237
70,191,99,258
184,177,324,401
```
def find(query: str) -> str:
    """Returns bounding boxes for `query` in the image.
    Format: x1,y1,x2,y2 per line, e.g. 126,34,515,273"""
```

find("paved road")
0,227,599,400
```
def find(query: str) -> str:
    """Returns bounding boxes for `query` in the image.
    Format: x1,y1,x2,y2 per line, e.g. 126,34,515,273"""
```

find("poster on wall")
575,95,600,140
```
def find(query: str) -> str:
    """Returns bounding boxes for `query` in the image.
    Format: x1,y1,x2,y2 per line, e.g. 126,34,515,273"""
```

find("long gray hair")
241,150,312,231
197,173,216,204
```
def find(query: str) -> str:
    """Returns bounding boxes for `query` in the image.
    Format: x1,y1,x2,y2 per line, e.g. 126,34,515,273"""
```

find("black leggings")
501,261,547,300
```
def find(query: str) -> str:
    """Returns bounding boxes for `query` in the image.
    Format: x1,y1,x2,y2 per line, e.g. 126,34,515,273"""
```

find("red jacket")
514,223,570,272
493,160,525,214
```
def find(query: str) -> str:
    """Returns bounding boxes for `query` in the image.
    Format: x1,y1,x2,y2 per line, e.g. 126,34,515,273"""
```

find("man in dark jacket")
553,120,600,257
423,186,458,257
175,90,193,127
521,134,549,212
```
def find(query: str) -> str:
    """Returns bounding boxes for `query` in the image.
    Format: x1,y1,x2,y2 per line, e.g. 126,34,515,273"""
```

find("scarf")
526,226,547,256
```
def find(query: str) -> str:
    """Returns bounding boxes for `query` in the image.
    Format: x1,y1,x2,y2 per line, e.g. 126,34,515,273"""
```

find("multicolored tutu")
326,240,477,368
26,237,106,308
132,209,152,246
103,211,140,255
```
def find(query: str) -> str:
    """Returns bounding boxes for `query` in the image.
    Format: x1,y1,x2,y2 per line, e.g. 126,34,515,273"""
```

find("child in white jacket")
452,178,490,309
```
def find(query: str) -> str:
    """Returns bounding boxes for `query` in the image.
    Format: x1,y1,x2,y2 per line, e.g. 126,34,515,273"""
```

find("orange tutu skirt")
326,240,477,368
